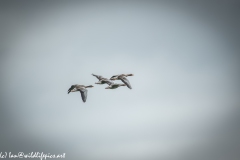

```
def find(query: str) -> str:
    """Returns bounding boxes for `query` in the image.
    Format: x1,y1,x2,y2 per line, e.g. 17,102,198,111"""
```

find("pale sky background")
0,1,240,160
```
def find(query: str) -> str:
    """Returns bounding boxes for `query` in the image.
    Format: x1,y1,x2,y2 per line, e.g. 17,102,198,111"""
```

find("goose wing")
120,77,132,89
110,75,118,79
79,88,88,102
68,85,76,94
92,74,103,80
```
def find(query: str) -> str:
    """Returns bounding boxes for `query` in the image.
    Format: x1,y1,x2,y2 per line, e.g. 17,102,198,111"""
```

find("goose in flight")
92,74,113,85
110,74,134,89
68,85,94,103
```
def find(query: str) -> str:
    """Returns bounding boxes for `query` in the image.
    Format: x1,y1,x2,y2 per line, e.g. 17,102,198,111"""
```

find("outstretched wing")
68,85,76,94
80,88,88,102
110,75,118,79
92,74,103,80
120,77,132,89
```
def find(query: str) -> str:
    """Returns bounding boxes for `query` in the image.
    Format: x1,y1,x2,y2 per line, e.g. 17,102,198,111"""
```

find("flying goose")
68,85,94,103
110,74,133,89
92,74,113,85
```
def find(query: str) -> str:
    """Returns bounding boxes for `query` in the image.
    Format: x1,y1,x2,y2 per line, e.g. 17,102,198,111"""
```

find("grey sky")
0,1,240,160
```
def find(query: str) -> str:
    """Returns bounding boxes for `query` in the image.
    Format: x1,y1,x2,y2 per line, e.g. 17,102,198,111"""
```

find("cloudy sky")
0,1,240,160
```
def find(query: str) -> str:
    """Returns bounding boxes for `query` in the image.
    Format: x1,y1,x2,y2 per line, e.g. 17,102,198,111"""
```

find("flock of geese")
68,73,134,103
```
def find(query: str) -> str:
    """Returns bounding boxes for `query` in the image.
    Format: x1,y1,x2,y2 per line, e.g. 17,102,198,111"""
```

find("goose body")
68,84,94,103
110,74,133,89
92,74,113,85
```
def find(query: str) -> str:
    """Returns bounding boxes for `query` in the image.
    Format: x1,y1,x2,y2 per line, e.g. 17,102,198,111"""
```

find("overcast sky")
0,1,240,160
